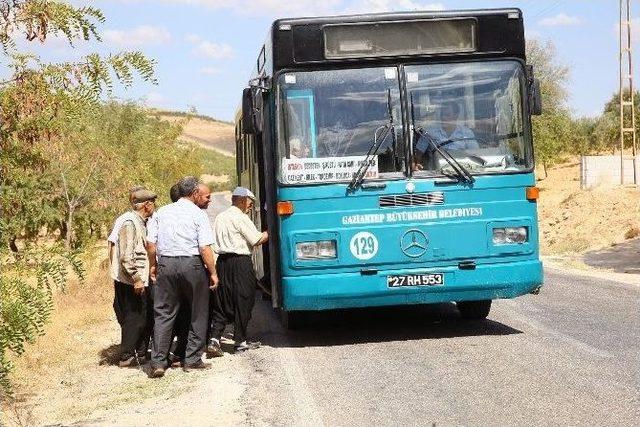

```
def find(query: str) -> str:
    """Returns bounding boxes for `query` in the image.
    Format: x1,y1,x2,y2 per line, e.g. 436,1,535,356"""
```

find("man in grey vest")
110,188,157,367
147,176,218,377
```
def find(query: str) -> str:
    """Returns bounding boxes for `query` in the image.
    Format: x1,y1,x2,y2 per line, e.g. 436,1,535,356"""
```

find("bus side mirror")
242,88,256,135
530,79,542,116
526,65,542,116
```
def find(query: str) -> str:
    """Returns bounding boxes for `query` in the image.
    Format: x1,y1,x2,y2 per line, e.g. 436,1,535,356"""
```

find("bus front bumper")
281,260,543,311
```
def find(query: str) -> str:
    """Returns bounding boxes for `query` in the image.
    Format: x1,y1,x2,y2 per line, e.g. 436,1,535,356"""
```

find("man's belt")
158,255,201,259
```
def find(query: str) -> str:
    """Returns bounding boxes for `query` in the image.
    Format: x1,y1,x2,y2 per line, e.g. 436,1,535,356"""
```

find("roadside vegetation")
151,108,234,125
0,0,233,400
528,39,638,177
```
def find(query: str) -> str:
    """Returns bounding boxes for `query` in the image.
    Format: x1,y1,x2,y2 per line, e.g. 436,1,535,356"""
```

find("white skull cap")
232,186,256,200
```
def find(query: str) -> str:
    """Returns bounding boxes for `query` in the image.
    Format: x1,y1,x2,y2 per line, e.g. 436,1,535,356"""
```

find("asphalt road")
236,268,640,426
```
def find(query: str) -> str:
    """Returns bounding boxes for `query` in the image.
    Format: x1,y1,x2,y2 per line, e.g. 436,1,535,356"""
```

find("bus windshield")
277,60,532,185
408,61,532,176
277,67,404,185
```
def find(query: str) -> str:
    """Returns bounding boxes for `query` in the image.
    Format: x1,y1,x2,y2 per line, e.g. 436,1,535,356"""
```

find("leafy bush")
0,245,85,398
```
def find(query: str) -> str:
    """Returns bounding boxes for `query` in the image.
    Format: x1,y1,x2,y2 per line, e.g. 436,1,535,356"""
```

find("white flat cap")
232,186,256,200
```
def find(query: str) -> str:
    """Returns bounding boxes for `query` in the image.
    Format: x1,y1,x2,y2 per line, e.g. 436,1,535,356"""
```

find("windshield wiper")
409,92,475,184
415,128,475,183
347,89,395,193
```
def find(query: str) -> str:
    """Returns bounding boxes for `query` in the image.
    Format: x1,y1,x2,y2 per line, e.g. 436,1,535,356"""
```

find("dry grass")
537,160,640,255
0,244,195,426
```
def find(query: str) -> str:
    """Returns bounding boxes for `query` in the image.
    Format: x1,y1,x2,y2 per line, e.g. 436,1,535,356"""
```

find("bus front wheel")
456,300,492,320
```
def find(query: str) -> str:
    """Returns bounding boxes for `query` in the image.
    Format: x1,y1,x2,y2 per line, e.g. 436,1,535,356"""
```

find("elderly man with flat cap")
146,176,217,377
209,186,268,354
109,187,157,367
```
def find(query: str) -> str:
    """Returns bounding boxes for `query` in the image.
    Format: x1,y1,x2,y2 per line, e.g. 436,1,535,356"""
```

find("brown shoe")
206,339,224,358
168,354,183,368
149,366,165,378
118,356,135,367
182,360,212,372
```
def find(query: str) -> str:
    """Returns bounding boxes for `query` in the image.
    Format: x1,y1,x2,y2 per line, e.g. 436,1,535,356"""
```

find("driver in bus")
413,101,479,171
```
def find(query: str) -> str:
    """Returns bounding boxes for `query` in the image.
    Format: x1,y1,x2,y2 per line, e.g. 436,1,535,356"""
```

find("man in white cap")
209,186,268,354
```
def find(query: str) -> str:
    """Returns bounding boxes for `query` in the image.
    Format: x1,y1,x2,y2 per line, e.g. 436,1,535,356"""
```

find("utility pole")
619,0,637,185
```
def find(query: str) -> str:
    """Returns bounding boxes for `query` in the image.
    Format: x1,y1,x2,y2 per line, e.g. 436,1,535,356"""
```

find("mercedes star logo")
400,229,428,258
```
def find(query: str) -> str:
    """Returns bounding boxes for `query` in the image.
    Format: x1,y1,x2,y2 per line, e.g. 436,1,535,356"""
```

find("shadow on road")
253,298,523,348
583,238,640,273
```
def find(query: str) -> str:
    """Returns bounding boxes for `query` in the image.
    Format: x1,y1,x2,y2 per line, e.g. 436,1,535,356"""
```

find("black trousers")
152,256,210,367
210,254,257,345
113,280,152,360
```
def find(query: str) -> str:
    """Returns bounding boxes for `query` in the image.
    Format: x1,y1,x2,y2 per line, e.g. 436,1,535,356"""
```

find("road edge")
542,256,640,286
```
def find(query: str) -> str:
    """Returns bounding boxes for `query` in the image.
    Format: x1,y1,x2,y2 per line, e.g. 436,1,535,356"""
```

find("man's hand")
133,279,146,296
209,273,219,290
149,265,157,283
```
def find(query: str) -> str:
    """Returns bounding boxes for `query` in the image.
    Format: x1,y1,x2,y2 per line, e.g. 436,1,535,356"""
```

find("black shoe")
182,360,212,372
234,341,261,353
149,366,165,378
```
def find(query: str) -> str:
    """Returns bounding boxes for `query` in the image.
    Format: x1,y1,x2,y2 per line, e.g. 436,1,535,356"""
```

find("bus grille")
379,192,445,208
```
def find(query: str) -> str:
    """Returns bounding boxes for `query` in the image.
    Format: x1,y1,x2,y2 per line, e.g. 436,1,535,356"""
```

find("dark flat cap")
131,188,157,204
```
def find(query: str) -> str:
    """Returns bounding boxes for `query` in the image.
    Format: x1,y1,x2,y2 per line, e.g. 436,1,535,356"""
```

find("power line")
531,0,562,20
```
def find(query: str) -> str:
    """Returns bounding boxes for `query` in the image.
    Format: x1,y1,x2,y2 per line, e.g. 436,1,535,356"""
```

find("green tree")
0,2,156,249
0,0,156,397
591,89,640,154
526,39,573,177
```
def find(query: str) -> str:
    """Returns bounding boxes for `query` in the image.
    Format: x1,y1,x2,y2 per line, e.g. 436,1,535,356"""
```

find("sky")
23,0,640,121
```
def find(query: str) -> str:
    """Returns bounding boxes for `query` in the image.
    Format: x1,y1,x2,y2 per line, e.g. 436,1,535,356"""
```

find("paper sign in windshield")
281,156,378,184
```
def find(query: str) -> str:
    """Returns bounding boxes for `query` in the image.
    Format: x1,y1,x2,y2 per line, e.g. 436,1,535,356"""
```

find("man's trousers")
113,280,152,360
151,256,209,367
209,254,257,345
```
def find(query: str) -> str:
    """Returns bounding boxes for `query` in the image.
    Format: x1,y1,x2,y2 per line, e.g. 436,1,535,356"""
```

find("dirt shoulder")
0,244,249,426
537,160,640,278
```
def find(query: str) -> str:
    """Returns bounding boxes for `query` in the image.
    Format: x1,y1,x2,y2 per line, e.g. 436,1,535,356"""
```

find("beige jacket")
110,211,149,286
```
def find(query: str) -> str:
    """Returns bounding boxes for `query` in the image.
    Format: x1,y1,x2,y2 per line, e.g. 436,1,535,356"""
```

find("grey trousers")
152,256,210,367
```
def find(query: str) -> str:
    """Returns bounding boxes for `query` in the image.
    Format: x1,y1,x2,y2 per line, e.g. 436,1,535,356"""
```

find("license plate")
387,273,444,287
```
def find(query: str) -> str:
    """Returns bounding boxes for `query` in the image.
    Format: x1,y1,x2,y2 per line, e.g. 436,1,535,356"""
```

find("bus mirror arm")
248,75,271,91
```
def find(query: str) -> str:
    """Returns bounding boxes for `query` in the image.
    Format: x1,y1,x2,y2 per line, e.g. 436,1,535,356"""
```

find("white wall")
580,155,640,188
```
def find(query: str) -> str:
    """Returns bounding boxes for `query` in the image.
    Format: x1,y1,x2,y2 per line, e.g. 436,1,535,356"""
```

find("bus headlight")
493,227,528,244
296,240,337,260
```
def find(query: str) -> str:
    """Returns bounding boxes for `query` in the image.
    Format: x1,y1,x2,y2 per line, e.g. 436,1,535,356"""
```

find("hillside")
153,111,236,190
154,111,235,156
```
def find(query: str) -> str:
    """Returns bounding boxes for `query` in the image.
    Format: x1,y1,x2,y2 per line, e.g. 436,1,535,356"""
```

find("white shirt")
416,124,479,152
147,198,214,256
213,206,263,256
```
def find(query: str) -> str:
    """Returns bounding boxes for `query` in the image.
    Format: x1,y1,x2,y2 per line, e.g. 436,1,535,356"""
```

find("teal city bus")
235,8,543,327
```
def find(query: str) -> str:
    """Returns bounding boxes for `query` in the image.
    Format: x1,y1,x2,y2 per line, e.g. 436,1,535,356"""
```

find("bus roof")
268,8,525,71
272,8,522,27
